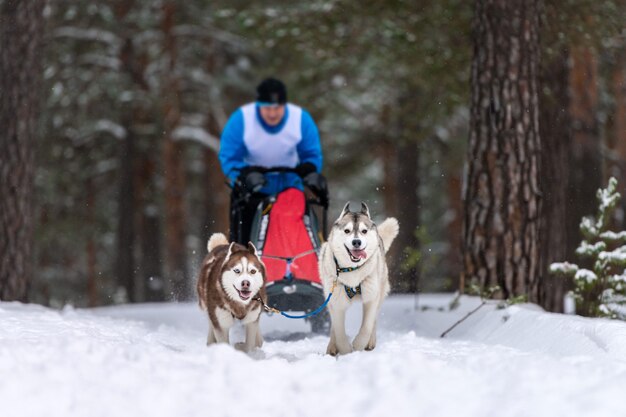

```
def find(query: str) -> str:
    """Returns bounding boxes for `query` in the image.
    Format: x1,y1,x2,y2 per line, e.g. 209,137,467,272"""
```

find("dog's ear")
360,202,371,219
337,202,351,221
247,241,264,264
247,241,259,257
225,242,237,262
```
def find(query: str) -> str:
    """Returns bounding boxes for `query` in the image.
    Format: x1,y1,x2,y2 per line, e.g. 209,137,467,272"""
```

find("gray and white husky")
319,202,399,355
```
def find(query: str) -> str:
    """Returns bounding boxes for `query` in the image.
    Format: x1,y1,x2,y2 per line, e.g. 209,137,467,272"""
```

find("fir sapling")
550,177,626,318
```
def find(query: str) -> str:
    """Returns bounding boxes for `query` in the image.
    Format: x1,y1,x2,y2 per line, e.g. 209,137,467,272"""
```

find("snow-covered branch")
576,240,607,257
93,120,126,140
78,54,122,71
172,126,219,152
53,26,122,50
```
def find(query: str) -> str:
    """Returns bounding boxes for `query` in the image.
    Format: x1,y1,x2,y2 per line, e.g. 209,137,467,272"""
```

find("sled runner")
229,167,330,333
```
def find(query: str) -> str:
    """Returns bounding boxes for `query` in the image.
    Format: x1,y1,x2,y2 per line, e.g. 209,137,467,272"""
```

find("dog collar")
333,256,365,275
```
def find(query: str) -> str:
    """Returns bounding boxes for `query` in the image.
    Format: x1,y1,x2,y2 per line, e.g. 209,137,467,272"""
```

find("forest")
2,0,626,315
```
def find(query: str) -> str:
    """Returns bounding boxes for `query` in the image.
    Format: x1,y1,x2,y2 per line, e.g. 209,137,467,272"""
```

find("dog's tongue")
351,249,367,260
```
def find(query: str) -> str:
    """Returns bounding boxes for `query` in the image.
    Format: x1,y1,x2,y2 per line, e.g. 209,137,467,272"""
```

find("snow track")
2,295,626,417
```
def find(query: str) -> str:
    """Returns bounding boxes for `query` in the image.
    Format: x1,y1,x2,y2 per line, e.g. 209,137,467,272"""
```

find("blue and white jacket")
218,102,323,195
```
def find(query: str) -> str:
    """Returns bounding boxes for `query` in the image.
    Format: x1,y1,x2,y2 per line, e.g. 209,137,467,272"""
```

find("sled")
230,168,330,333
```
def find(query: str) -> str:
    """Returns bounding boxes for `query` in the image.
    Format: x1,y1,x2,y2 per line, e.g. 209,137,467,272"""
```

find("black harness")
333,256,367,299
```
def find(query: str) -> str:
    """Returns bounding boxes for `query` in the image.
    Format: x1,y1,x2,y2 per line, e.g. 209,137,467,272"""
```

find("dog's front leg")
366,301,384,351
255,325,263,348
328,303,352,355
206,325,217,345
353,301,378,351
241,321,262,352
326,328,337,355
213,326,230,344
366,318,377,351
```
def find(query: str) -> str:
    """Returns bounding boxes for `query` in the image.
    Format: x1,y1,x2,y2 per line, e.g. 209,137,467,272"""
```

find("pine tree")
550,177,626,318
462,0,542,300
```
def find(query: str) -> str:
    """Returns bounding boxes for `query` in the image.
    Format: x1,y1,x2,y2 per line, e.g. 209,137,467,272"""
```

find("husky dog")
196,233,267,352
319,202,399,355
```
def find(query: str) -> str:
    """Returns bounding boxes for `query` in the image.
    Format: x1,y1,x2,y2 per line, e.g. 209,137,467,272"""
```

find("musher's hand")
303,172,328,201
238,167,266,193
295,162,317,178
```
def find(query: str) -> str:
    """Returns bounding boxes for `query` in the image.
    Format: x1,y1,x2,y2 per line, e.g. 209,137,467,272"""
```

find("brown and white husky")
196,233,267,352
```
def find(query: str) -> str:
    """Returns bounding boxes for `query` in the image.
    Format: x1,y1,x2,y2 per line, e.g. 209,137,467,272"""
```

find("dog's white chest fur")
214,307,235,329
214,305,261,329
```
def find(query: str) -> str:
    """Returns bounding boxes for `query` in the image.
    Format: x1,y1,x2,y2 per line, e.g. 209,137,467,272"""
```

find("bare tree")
462,0,542,301
0,0,45,301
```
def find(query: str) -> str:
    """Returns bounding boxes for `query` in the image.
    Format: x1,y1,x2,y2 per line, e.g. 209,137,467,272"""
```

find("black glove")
303,172,328,200
295,162,317,178
238,167,266,193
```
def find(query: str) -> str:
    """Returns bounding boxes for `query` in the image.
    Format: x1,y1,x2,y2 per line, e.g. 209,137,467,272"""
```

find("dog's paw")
326,342,338,356
337,340,354,355
365,333,376,351
327,339,353,356
234,342,250,353
352,334,370,351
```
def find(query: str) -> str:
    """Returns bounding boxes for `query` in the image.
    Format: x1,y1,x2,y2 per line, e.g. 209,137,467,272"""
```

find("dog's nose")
352,239,361,248
241,280,251,290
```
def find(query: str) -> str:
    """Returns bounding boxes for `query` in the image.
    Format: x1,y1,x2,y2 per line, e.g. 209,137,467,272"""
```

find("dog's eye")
250,269,257,275
361,229,368,234
344,229,351,234
233,268,241,274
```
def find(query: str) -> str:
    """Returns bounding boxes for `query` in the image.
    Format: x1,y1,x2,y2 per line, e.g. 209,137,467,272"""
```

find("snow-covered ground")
3,294,626,417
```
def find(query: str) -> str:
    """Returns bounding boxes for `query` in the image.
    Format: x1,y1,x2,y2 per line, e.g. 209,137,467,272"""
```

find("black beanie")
256,78,287,105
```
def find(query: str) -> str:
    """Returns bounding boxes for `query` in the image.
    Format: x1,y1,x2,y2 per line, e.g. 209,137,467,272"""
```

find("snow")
549,261,578,275
598,177,620,214
580,216,599,237
576,240,606,256
575,268,598,283
3,294,626,417
599,250,626,264
600,231,626,243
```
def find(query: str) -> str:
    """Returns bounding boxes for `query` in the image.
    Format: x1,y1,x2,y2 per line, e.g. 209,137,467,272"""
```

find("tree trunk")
379,104,402,287
201,41,229,244
462,0,542,301
379,105,398,218
566,47,601,258
395,140,420,293
0,0,45,301
138,155,166,302
115,107,136,302
161,2,189,300
115,1,161,302
202,110,229,243
446,173,463,291
112,0,139,303
609,50,626,228
86,177,98,307
538,49,571,312
380,139,398,217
